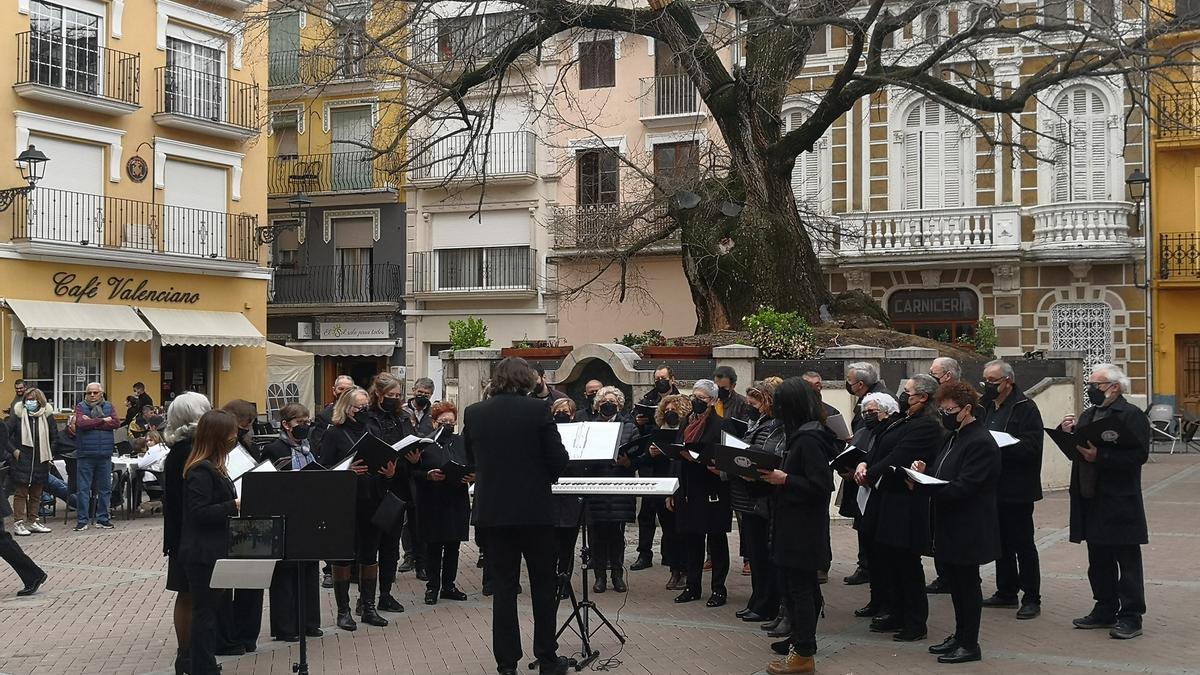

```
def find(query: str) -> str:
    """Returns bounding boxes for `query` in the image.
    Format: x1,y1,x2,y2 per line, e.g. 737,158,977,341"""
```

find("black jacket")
731,416,784,514
862,410,943,553
978,388,1045,504
717,389,751,422
163,436,194,556
317,416,387,504
464,393,569,528
5,413,67,485
927,420,1002,565
367,408,417,500
1068,396,1150,546
581,414,638,523
415,431,471,543
179,459,239,567
672,412,731,535
771,424,837,570
309,403,335,454
837,421,888,519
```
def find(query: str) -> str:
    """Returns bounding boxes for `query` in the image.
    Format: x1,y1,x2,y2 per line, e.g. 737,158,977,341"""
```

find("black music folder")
349,433,398,473
441,460,473,484
829,445,866,474
633,402,658,419
724,417,750,438
1045,415,1134,462
618,433,654,460
709,444,780,479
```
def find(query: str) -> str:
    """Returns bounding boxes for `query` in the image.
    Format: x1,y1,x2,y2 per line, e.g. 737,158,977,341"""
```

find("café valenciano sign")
52,272,201,305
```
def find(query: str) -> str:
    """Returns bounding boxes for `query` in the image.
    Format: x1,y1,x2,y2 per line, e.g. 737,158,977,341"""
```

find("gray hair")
333,375,354,388
164,391,212,444
1092,363,1131,393
594,385,626,410
845,362,879,386
85,382,104,394
414,377,435,391
932,357,961,380
983,359,1015,380
909,373,939,398
861,392,899,416
692,379,719,400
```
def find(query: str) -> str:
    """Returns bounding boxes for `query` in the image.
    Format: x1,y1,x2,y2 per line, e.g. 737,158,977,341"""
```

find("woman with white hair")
162,391,212,675
842,391,899,620
581,386,638,594
668,379,732,607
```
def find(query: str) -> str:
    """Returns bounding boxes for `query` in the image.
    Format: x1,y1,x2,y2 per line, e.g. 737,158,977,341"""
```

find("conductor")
464,357,571,675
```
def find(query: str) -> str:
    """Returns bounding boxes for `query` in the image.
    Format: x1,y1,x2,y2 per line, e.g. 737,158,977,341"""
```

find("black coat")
163,436,193,556
672,412,731,534
717,389,751,422
179,459,239,567
1068,396,1150,546
850,381,890,432
6,413,66,485
464,393,569,528
978,388,1045,504
308,403,335,454
414,432,470,543
260,437,294,466
317,416,386,504
367,409,416,500
582,415,638,522
927,420,1002,565
731,417,783,514
862,410,943,553
770,424,837,570
837,422,886,519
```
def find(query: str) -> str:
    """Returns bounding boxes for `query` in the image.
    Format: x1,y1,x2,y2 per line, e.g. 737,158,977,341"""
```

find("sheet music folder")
557,422,622,462
829,446,866,473
349,433,398,473
709,445,780,479
1045,415,1134,462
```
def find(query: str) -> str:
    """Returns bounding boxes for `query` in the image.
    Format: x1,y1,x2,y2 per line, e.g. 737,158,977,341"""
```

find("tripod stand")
553,497,626,670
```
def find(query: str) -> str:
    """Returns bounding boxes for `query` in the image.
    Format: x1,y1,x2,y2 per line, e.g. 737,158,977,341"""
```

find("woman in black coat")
581,386,637,594
549,397,585,599
6,388,65,534
853,374,943,642
843,392,900,620
415,401,472,605
365,373,420,614
179,410,241,675
911,381,1001,664
731,382,785,622
669,379,731,607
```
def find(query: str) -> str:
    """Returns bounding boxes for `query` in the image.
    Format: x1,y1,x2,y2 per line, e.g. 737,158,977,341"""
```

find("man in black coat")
464,358,571,675
843,361,888,586
1061,364,1150,640
976,360,1045,620
713,366,751,421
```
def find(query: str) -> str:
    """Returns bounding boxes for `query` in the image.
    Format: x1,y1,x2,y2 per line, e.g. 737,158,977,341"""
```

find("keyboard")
551,477,679,496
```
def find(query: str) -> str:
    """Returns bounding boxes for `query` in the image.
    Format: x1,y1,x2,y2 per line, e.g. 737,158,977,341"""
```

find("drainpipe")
1142,0,1155,403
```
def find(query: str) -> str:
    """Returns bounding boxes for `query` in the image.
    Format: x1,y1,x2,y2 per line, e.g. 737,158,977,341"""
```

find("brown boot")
767,649,815,674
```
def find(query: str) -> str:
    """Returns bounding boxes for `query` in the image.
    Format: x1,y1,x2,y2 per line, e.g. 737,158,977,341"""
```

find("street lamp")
0,145,50,212
1126,168,1149,236
255,192,309,246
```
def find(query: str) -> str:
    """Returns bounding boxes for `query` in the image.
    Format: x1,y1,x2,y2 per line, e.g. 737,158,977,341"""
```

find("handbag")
371,492,407,537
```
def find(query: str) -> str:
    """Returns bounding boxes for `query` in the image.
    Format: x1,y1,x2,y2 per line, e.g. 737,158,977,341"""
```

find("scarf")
684,409,709,443
18,406,51,465
281,432,314,470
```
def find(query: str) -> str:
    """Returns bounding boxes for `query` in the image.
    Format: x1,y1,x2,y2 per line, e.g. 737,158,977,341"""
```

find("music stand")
242,471,357,675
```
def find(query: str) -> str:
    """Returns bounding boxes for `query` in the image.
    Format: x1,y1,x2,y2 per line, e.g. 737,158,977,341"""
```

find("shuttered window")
579,39,615,89
902,100,962,210
782,109,830,214
1052,88,1110,202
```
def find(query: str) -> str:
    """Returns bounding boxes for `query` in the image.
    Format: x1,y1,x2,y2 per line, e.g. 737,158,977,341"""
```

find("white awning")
137,307,265,347
4,298,153,342
286,340,396,357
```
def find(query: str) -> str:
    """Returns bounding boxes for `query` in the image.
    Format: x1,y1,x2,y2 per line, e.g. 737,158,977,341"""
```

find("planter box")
500,346,574,359
640,345,713,358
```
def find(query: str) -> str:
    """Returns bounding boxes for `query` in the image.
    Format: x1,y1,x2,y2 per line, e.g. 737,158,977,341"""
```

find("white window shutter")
1088,117,1109,200
922,129,943,208
944,130,961,207
904,131,921,209
1051,121,1070,203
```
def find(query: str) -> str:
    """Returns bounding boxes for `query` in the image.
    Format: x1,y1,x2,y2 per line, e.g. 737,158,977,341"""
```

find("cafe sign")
52,272,201,305
319,320,390,340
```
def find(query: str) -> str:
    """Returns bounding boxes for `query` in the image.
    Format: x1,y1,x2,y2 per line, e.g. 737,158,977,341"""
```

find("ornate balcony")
14,31,140,115
270,263,402,304
1027,201,1135,253
834,206,1021,259
548,203,676,253
1159,232,1200,280
268,151,397,196
1157,93,1200,143
639,75,706,127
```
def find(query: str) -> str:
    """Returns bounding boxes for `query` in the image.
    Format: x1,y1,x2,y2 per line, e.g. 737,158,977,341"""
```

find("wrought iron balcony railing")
1160,232,1200,279
155,65,259,132
268,48,390,87
269,151,396,195
410,247,537,293
550,203,675,250
271,263,402,303
15,30,140,107
408,131,536,183
1157,93,1200,140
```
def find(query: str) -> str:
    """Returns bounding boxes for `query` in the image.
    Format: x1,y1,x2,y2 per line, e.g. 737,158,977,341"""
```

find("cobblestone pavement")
0,453,1198,675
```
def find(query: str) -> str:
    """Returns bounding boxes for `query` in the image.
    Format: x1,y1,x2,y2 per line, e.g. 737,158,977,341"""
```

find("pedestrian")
6,387,64,535
74,382,121,531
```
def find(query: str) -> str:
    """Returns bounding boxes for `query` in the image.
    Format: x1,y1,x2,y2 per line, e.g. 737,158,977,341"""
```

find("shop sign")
52,272,201,305
887,288,979,321
319,321,390,340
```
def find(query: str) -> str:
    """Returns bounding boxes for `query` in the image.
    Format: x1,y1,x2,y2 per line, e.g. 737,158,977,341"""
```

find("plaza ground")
0,452,1198,675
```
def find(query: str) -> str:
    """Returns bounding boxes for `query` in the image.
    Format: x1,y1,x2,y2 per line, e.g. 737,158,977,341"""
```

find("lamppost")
1126,168,1149,236
0,145,50,213
255,192,309,246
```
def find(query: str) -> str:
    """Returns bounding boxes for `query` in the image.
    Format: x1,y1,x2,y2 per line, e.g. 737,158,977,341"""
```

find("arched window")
782,108,831,214
901,100,963,210
1051,87,1110,202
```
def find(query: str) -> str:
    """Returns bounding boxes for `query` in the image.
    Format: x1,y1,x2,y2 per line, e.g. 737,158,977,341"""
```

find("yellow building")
0,0,269,414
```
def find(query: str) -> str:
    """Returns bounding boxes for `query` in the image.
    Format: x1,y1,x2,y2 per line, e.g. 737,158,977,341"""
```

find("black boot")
359,566,389,627
592,572,607,594
333,573,357,632
611,569,627,593
378,590,405,612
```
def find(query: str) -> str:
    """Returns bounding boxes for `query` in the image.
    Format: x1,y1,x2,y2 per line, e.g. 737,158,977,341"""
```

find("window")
334,216,375,301
435,246,532,290
28,0,101,95
1051,88,1110,202
782,110,830,214
274,224,300,267
22,338,102,411
163,158,229,257
266,382,301,423
166,37,224,121
330,106,374,190
335,17,367,79
579,39,615,89
268,12,301,86
1043,0,1113,27
902,100,963,209
577,148,619,205
1051,302,1114,405
436,12,531,62
922,11,941,44
652,140,699,194
808,26,827,55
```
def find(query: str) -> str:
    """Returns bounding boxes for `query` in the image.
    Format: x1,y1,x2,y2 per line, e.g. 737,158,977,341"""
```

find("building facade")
0,0,270,413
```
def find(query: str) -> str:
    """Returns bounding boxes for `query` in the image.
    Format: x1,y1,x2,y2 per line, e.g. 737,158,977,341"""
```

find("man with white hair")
73,382,120,531
843,362,886,586
929,357,961,385
1059,363,1150,640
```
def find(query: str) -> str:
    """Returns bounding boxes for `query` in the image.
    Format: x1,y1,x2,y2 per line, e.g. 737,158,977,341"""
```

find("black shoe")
869,618,903,633
761,615,783,632
982,593,1019,608
360,602,388,627
593,576,607,594
276,634,300,643
767,618,792,638
854,604,880,618
424,589,439,605
215,645,245,657
482,583,493,597
843,568,870,585
740,611,768,622
243,643,257,653
476,556,484,569
1016,602,1041,620
1109,619,1143,639
398,556,416,573
441,586,469,601
928,635,958,655
378,593,405,612
499,669,517,675
321,573,334,589
337,610,358,632
893,628,927,642
630,555,653,571
174,650,191,675
306,628,324,638
937,645,982,664
925,578,949,594
415,569,429,582
770,639,790,656
674,589,701,603
706,592,727,608
17,572,47,597
1073,612,1116,629
611,570,627,593
557,581,572,600
538,656,571,675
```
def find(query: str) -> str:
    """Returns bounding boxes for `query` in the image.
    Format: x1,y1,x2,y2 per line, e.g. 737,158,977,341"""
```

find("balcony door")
331,106,374,190
28,0,101,96
576,148,620,243
268,12,301,86
653,39,693,115
1051,87,1110,202
334,216,375,301
166,37,223,121
163,158,228,258
902,100,963,210
26,134,104,247
1178,335,1200,418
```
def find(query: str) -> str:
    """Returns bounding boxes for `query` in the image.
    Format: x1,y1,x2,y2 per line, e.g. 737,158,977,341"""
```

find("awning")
137,307,265,347
4,298,153,342
286,339,396,357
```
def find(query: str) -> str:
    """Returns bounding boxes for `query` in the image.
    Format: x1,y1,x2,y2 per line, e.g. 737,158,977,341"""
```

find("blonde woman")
6,387,62,535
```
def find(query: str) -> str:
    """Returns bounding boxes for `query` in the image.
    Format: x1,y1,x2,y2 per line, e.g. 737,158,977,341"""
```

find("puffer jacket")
74,400,120,457
730,416,784,514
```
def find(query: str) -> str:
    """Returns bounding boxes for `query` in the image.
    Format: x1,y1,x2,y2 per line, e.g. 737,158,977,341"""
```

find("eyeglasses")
941,407,963,415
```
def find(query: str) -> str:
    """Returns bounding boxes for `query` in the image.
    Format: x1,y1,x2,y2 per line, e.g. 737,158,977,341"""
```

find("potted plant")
448,316,493,350
500,337,574,358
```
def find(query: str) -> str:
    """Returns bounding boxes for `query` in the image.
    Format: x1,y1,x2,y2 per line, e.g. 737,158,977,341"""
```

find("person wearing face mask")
216,399,266,656
532,365,568,402
668,379,732,607
547,397,584,599
1059,363,1150,641
639,366,679,408
845,363,888,435
222,399,259,460
923,356,962,596
367,373,422,612
712,366,750,421
852,374,941,643
310,375,356,459
575,380,604,421
403,378,437,436
907,380,1001,664
579,387,638,594
262,404,316,470
732,382,786,624
6,388,66,536
398,377,436,578
317,387,399,632
415,401,472,605
645,395,688,589
975,360,1046,621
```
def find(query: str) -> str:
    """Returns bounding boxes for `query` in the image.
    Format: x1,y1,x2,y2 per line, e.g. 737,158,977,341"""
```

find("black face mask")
290,424,311,440
940,409,962,432
981,382,1000,401
746,408,761,422
845,381,857,395
717,387,731,401
898,391,911,415
863,411,880,430
381,397,401,413
691,399,708,416
664,411,681,427
1086,384,1108,406
411,395,430,411
584,393,596,407
238,427,253,444
553,412,573,423
654,379,672,394
599,401,618,418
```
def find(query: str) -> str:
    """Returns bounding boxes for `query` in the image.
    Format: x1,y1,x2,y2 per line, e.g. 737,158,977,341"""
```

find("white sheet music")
857,486,870,515
903,467,949,486
392,435,436,452
226,446,258,481
990,431,1020,447
721,432,749,450
557,422,622,461
233,460,277,499
333,453,356,471
825,414,852,441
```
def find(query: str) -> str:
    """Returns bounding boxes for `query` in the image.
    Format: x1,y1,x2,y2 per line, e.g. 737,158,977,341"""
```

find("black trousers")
379,530,402,591
995,502,1041,604
740,512,777,616
269,562,321,638
636,497,679,568
186,563,226,675
943,562,983,649
778,566,822,657
587,522,626,571
1087,543,1145,621
854,518,870,571
877,544,927,632
426,541,461,592
400,496,424,563
682,531,729,595
555,526,580,579
0,525,43,587
224,589,263,649
480,525,560,671
337,506,383,567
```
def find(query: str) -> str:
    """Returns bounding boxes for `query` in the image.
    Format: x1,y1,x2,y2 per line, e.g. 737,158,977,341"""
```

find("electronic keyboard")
550,477,679,496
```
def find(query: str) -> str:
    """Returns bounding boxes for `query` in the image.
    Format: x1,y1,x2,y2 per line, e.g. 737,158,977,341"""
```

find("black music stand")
243,471,357,675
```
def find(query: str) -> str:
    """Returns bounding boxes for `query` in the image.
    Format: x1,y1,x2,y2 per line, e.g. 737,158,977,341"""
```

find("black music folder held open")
1045,415,1134,462
829,445,866,474
618,433,654,461
349,433,398,473
709,444,780,479
441,460,473,484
